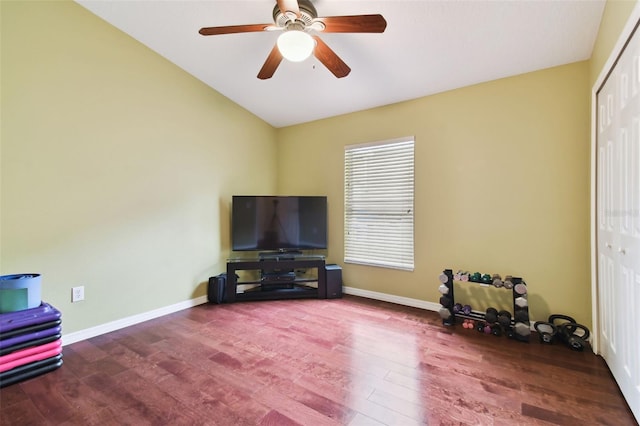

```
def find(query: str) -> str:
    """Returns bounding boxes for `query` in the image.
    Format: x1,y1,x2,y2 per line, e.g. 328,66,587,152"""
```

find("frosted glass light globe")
277,30,315,62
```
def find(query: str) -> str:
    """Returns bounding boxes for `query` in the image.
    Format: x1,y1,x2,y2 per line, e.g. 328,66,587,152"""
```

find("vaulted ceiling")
76,0,606,128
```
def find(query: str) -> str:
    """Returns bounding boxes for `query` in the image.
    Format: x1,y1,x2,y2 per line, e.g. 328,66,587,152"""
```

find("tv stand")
226,256,326,302
258,250,302,261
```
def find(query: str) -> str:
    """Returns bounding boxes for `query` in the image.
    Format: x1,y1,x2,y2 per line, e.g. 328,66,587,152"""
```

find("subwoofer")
325,264,342,299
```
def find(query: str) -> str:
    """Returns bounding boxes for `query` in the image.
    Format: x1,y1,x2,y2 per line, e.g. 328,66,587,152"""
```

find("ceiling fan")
198,0,387,79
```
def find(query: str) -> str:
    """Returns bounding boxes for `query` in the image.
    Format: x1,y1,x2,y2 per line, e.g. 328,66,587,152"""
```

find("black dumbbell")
514,310,529,323
497,310,512,328
491,324,503,337
439,295,453,308
485,307,498,324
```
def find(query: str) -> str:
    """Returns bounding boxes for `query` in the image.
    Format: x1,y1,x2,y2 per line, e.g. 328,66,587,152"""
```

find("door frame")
590,2,640,355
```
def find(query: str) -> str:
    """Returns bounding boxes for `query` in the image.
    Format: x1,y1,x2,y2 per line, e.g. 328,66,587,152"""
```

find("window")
344,137,415,270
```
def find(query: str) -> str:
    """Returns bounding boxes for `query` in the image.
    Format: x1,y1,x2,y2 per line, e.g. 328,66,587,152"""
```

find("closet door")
596,20,640,422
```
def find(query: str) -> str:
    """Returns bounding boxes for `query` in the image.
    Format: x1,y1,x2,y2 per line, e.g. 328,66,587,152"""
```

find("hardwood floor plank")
0,399,48,425
0,295,636,425
259,409,303,426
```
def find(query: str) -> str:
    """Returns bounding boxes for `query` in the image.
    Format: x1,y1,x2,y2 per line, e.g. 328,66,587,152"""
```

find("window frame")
344,136,415,271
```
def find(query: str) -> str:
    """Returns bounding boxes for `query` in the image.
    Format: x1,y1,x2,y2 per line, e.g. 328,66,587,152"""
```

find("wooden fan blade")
312,36,351,78
257,44,284,80
315,15,387,33
199,23,272,36
277,0,300,18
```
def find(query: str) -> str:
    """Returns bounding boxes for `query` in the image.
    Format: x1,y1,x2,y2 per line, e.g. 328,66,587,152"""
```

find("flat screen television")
231,195,327,252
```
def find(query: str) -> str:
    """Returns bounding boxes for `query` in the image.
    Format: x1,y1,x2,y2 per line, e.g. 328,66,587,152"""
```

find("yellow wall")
277,62,592,325
590,0,638,86
1,1,277,333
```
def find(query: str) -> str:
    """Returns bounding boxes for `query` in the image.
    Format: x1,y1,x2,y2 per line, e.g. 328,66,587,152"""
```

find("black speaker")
325,264,342,299
207,274,226,304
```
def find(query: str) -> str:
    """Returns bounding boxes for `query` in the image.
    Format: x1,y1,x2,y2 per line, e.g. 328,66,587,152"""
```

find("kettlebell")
548,314,577,344
560,323,590,351
533,321,558,344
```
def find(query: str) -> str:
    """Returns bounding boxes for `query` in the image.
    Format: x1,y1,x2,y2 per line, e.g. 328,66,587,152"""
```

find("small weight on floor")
491,324,502,336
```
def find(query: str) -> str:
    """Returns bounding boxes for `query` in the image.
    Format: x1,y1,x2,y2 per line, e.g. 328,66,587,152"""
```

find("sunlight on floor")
348,321,424,425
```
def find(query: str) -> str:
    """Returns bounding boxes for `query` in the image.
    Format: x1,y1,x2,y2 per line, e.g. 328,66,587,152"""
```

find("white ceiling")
76,0,606,128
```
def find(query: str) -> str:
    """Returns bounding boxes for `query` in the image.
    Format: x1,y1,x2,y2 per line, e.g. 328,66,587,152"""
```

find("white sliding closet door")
595,11,640,422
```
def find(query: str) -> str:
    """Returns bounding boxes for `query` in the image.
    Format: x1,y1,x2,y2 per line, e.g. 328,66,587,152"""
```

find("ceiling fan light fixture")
277,30,315,62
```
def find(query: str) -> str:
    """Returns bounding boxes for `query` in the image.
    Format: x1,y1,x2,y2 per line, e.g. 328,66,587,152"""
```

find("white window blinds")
344,137,415,271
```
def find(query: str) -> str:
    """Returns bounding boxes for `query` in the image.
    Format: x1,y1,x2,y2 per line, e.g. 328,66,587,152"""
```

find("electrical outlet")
72,286,85,303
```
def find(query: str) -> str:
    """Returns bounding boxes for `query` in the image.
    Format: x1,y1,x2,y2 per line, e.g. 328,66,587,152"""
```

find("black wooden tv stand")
226,255,326,302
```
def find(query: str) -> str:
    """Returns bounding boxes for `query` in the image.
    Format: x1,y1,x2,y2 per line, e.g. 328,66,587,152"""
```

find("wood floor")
1,295,636,425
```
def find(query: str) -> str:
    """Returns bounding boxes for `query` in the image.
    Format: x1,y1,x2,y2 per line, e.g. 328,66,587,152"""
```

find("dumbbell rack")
438,268,530,342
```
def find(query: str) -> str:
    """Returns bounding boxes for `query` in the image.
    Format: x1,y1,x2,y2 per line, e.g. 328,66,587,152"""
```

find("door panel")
596,21,640,422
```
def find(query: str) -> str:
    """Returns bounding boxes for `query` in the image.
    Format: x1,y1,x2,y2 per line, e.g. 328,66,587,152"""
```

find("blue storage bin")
0,274,42,313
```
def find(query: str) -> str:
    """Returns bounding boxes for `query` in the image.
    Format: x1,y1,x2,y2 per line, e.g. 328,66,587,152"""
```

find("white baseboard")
343,286,441,312
62,295,209,346
62,289,438,346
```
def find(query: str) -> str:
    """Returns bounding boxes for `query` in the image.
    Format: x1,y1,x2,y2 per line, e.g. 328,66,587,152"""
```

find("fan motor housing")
273,0,317,28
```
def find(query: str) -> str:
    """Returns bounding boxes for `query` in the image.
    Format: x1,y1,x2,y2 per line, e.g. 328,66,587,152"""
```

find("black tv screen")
232,195,327,252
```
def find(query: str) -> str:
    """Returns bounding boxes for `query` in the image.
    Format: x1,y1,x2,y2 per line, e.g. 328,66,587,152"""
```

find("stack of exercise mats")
0,274,63,388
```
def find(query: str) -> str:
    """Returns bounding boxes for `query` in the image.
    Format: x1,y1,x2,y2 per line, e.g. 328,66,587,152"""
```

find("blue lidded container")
0,274,42,313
